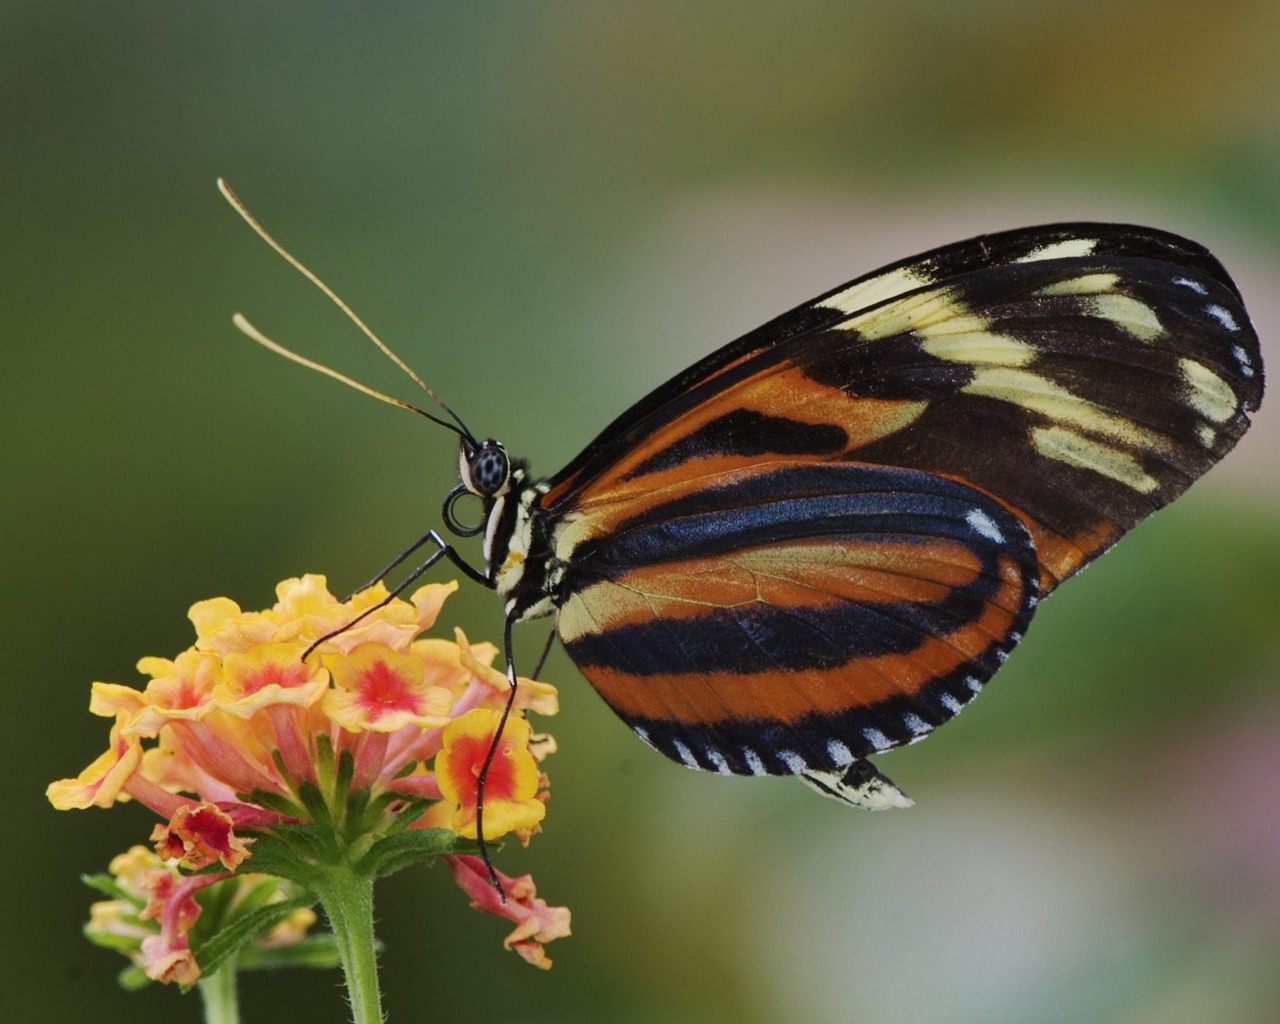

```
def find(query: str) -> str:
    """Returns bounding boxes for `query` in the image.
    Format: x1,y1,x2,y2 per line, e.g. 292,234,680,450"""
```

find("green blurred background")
7,3,1279,1022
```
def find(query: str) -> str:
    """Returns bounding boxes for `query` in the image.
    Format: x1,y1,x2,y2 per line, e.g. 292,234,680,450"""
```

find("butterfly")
221,181,1263,816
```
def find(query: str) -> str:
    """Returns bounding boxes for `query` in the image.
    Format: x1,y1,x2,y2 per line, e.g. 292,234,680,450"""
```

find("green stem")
313,869,383,1024
198,963,240,1024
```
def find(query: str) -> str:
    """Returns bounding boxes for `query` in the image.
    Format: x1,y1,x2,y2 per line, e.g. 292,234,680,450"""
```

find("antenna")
217,178,476,442
232,314,463,430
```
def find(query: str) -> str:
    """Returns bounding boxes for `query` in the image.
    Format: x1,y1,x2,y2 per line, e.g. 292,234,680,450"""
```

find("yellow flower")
52,573,568,972
322,644,455,732
435,709,546,841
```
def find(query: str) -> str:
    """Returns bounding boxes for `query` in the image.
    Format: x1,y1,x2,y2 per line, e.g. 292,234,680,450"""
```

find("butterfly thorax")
480,463,565,622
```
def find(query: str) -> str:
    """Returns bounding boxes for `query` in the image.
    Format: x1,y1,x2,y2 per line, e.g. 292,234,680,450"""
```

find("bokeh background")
7,4,1279,1022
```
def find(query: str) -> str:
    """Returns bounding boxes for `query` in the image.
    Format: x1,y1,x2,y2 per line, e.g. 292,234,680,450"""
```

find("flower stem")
313,869,383,1024
198,964,240,1024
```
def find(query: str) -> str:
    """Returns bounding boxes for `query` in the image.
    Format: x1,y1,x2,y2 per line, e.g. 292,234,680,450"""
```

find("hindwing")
556,462,1039,775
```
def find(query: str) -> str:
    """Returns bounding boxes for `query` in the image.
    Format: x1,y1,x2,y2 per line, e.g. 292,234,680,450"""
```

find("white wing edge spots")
863,728,891,752
1205,304,1240,331
673,739,698,769
1197,423,1217,448
964,676,983,693
743,747,767,776
1173,276,1208,295
966,508,1005,544
902,713,930,737
827,739,854,767
1014,238,1098,262
632,725,655,749
940,694,963,714
995,649,1009,664
707,748,731,775
779,749,808,774
1232,345,1256,379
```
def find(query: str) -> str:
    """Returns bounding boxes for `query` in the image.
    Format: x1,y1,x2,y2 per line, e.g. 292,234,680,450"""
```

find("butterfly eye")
462,439,510,497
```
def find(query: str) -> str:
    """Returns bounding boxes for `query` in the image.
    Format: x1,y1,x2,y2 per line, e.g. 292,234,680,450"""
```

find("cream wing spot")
918,324,1037,367
1033,272,1120,297
1033,273,1164,340
1030,425,1159,493
1179,358,1237,423
1014,238,1097,262
1085,293,1165,340
822,266,932,315
963,366,1171,455
853,287,972,341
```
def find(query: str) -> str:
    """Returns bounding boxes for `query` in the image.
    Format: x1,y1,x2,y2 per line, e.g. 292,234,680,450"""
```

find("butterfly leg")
472,612,522,900
800,759,914,811
303,531,491,658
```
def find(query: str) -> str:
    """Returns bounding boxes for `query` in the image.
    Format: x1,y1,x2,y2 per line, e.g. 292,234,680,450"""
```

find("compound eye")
465,440,510,496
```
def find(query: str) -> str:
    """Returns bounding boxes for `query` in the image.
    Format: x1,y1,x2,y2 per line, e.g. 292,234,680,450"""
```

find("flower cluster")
84,846,322,988
50,574,570,978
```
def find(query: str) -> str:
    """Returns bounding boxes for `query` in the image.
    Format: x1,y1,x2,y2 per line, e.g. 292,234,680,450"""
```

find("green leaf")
81,872,134,903
243,786,306,818
85,929,147,954
353,827,467,878
296,780,333,825
117,964,152,992
236,934,343,972
233,833,317,882
193,893,317,980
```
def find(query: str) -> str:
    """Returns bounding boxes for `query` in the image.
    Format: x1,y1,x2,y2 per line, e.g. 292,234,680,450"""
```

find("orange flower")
446,855,571,969
435,709,546,841
52,574,569,972
322,644,455,732
150,802,254,871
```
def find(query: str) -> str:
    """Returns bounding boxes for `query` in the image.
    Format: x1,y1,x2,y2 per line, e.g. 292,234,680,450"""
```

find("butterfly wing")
541,224,1262,781
556,461,1039,785
547,225,1262,591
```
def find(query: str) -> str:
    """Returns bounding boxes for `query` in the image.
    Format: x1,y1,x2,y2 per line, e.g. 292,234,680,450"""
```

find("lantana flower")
84,845,326,990
51,575,570,1020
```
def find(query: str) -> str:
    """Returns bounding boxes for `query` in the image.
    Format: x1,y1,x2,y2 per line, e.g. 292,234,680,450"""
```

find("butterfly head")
459,438,512,498
443,437,523,540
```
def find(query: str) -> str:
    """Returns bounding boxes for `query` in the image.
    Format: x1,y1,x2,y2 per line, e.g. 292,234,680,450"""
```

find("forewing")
556,462,1040,776
546,227,1262,591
